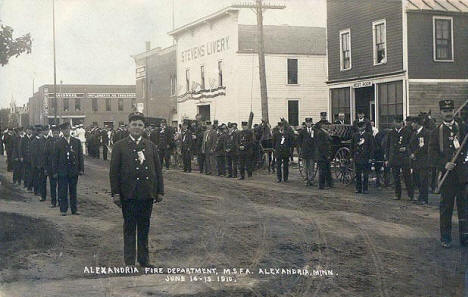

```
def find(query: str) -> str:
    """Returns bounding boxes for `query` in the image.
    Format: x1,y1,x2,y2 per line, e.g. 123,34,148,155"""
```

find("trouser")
430,167,437,192
121,199,153,266
304,158,315,184
216,155,226,176
391,166,414,199
318,160,333,188
32,166,40,195
6,151,13,172
440,181,468,244
159,149,170,169
82,142,87,156
276,156,289,182
50,175,58,206
239,152,252,178
198,153,205,173
58,175,78,213
204,153,212,174
355,163,370,192
13,160,23,184
226,152,238,177
39,168,47,200
413,167,429,202
23,161,32,190
103,145,108,161
209,154,216,174
182,150,192,172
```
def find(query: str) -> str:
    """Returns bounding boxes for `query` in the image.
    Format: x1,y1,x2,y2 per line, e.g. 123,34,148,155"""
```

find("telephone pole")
52,0,58,125
232,1,285,123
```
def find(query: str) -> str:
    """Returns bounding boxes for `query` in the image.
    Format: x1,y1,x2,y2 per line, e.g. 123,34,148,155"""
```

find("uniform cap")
320,112,327,116
305,117,313,123
241,121,248,126
439,99,454,110
128,111,145,123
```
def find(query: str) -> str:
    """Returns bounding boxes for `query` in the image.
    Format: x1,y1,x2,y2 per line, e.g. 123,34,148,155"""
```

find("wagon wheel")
333,147,353,185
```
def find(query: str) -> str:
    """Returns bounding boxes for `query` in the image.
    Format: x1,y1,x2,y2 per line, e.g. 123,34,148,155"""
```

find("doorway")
198,105,210,122
354,86,375,121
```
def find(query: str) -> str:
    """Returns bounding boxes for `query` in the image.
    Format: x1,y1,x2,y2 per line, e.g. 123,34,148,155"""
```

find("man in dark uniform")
38,126,50,201
4,129,15,172
21,126,34,191
352,111,373,134
298,117,317,186
385,116,414,200
158,120,172,170
196,123,206,174
238,121,254,180
351,121,374,194
202,122,215,175
334,113,346,125
429,99,468,248
409,115,431,205
215,124,227,176
46,125,60,208
30,126,43,196
316,124,333,189
55,122,84,216
225,123,239,178
109,111,164,267
315,112,331,129
11,128,23,185
181,121,193,173
273,123,292,182
102,127,110,161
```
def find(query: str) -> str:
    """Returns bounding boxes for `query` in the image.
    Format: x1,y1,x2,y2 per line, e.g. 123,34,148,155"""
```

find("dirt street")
0,154,467,297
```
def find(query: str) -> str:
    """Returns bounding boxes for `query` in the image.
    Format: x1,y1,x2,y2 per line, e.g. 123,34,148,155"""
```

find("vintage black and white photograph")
1,0,468,296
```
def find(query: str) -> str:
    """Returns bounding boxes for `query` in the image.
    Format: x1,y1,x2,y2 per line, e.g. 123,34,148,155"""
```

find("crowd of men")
1,99,467,249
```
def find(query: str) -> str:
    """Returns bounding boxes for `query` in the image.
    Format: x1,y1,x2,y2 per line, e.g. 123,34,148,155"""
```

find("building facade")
169,7,328,126
327,0,468,129
29,84,136,128
132,44,177,124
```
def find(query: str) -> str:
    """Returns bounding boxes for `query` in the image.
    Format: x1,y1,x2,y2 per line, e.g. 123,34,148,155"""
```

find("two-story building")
169,6,328,126
327,0,468,129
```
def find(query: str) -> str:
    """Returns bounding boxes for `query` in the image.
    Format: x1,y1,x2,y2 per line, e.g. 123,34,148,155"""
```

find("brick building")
132,44,177,124
169,6,328,126
29,84,136,128
327,0,468,129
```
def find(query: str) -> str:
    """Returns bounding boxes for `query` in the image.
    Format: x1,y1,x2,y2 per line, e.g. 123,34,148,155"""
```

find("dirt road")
0,154,467,297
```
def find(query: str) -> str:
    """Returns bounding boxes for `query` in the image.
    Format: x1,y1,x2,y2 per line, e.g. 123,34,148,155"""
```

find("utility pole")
52,0,58,125
232,1,285,123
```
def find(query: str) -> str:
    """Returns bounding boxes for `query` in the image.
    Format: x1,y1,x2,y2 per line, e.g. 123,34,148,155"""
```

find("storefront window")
331,87,350,124
378,81,403,130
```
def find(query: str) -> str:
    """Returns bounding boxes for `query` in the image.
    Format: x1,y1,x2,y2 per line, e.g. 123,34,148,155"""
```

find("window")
131,98,136,111
288,100,299,127
339,29,351,71
218,61,223,87
75,98,81,111
373,20,387,65
331,88,351,124
118,98,124,111
185,69,190,92
200,66,205,89
63,98,69,112
92,98,98,112
170,75,176,96
287,59,298,84
378,81,403,130
106,98,111,111
433,16,453,62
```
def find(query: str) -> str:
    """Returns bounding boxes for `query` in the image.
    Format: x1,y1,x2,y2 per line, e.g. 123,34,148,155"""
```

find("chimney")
146,41,151,52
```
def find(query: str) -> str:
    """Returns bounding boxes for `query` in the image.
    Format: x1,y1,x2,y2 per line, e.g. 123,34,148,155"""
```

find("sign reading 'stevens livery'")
181,36,230,63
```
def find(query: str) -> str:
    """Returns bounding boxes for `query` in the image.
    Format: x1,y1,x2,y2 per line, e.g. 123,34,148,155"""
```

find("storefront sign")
87,93,136,98
181,36,230,63
136,66,146,79
353,81,373,88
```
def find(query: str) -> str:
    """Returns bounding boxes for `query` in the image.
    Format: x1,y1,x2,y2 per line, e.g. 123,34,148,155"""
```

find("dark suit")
385,127,414,199
181,129,193,172
30,136,43,195
55,136,84,214
316,129,333,189
429,122,468,244
21,135,33,190
352,119,373,134
298,127,317,184
11,135,23,185
215,132,226,176
238,129,254,178
409,127,430,202
109,136,164,266
273,132,292,182
45,137,60,206
351,131,374,192
225,130,239,177
37,136,49,200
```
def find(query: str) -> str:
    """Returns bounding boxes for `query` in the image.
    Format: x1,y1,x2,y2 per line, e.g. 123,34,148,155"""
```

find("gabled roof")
406,0,468,13
238,25,326,55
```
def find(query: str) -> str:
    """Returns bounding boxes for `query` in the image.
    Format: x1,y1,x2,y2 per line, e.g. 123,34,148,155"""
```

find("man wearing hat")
409,115,430,205
56,122,84,215
37,125,51,201
429,99,468,248
385,115,414,201
201,121,216,175
238,121,254,179
273,122,293,182
334,113,346,125
215,124,227,176
297,117,317,186
45,125,61,207
30,125,44,196
225,123,239,178
109,111,164,267
11,128,23,185
352,111,372,134
315,112,331,129
181,120,193,173
351,121,374,194
21,126,34,191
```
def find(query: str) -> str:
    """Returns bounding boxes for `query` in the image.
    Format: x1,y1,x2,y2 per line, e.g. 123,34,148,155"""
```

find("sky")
0,0,326,109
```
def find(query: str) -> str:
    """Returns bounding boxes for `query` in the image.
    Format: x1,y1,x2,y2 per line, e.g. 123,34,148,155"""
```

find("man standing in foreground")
109,112,164,267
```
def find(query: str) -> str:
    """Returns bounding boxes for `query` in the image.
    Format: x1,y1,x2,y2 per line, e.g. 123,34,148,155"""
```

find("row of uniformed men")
2,123,84,216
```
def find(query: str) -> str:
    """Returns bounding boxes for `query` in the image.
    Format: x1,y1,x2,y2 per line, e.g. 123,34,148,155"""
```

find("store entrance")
354,86,375,121
197,105,210,122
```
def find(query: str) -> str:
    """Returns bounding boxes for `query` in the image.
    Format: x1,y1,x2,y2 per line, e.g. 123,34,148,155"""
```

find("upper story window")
200,65,205,90
373,19,387,65
185,69,190,92
218,61,223,87
92,98,98,112
106,98,111,111
433,16,454,62
63,98,69,112
118,98,124,111
287,58,298,84
75,98,81,111
339,29,351,71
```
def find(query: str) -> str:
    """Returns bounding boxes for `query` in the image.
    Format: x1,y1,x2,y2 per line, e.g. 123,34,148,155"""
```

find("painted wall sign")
352,81,373,88
181,36,230,63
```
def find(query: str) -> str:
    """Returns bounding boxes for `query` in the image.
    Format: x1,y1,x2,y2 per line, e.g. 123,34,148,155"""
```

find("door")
198,105,210,122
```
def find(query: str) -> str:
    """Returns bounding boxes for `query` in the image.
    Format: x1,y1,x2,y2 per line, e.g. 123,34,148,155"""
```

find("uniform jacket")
315,128,331,162
225,130,239,154
181,129,193,152
215,132,226,156
238,129,254,154
45,137,60,175
201,129,216,154
109,136,164,200
55,136,84,177
385,127,413,168
408,127,430,169
273,132,292,158
351,131,374,165
352,119,373,134
30,136,43,168
20,135,33,163
297,126,317,159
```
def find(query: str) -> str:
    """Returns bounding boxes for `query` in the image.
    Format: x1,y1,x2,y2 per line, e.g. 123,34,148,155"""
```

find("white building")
169,7,328,126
